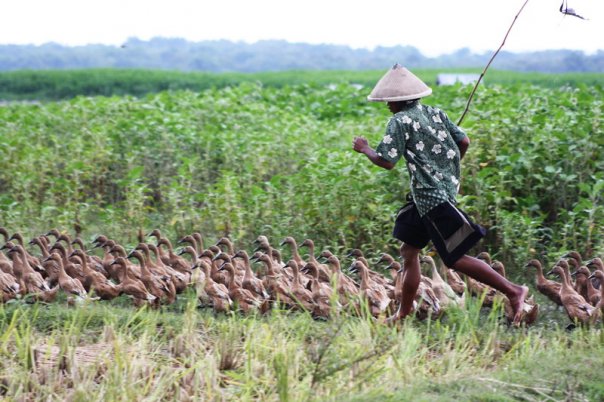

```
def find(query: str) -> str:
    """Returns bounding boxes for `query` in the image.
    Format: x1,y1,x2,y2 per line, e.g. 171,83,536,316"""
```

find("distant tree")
0,38,602,73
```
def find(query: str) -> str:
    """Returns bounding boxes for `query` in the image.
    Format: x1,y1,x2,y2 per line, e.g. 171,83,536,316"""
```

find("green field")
0,72,603,400
1,68,604,100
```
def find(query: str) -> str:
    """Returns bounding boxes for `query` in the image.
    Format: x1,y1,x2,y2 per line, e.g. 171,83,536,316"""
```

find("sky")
1,0,602,56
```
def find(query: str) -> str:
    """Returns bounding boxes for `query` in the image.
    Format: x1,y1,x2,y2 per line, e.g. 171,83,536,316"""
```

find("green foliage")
0,81,603,283
1,68,603,101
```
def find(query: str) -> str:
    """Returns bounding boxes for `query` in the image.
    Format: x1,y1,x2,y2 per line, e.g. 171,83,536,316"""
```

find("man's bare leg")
452,255,528,325
398,243,421,319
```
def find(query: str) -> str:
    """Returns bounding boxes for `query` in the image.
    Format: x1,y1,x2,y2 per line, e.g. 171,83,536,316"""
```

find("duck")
7,244,51,294
54,233,76,255
349,260,391,318
548,264,599,326
562,250,584,266
524,259,562,306
420,255,464,309
196,261,232,313
43,253,87,301
212,252,243,287
572,265,600,307
280,237,306,268
437,258,466,296
156,237,190,274
251,252,295,308
300,240,332,282
178,246,210,305
68,250,106,291
564,256,582,293
7,232,44,272
128,250,172,305
0,269,20,301
218,262,261,314
110,257,157,306
586,257,604,275
49,242,87,285
70,237,105,271
348,249,394,292
475,251,493,265
69,250,121,300
588,270,604,316
320,253,359,303
301,262,335,319
148,243,189,291
284,260,315,313
234,250,270,300
28,236,51,261
178,233,203,255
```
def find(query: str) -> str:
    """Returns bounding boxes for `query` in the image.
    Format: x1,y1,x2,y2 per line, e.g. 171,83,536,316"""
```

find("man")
353,64,528,325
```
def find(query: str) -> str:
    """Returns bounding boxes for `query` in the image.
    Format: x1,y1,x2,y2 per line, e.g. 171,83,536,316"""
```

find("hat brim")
367,88,432,102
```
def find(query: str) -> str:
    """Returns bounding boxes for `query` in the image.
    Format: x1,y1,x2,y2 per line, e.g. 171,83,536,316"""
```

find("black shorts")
392,201,486,267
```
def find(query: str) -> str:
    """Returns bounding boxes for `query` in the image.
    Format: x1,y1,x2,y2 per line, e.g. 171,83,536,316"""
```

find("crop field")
0,75,603,400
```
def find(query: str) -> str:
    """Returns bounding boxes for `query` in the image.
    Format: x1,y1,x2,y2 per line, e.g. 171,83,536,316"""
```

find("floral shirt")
375,100,467,216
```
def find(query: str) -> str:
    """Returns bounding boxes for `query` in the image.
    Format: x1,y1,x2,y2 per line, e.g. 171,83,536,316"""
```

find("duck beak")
570,271,577,277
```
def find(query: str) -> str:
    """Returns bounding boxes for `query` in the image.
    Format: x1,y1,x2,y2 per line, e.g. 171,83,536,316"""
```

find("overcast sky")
2,0,602,56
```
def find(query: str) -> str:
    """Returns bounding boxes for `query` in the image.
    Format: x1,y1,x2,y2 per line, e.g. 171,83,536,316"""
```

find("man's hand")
352,136,395,170
353,136,370,154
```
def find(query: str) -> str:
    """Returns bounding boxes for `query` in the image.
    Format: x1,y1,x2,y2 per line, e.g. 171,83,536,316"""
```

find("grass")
0,292,602,401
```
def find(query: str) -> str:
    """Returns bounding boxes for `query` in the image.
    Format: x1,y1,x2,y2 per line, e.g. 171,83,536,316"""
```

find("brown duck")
525,259,562,306
349,260,391,318
548,264,599,326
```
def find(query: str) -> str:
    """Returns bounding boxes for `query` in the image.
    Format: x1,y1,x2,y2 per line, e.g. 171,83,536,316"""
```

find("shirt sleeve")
440,110,467,144
375,116,406,164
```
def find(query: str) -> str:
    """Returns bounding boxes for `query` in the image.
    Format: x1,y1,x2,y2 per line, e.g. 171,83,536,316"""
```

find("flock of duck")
0,226,602,327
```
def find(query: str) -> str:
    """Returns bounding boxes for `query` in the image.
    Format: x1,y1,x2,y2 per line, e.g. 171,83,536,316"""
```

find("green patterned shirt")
375,100,467,216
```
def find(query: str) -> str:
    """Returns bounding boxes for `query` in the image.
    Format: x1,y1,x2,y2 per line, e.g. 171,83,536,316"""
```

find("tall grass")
0,297,602,401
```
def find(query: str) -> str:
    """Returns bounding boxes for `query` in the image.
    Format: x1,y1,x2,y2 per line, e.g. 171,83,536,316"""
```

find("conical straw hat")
367,64,432,102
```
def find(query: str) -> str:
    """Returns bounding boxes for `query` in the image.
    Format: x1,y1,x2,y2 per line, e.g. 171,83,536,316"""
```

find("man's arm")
352,136,395,170
457,136,470,160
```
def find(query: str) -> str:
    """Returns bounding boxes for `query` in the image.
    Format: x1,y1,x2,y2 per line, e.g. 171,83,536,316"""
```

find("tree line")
1,37,603,73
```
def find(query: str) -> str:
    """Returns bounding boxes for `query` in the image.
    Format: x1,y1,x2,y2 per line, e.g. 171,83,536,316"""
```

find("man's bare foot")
509,285,529,326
